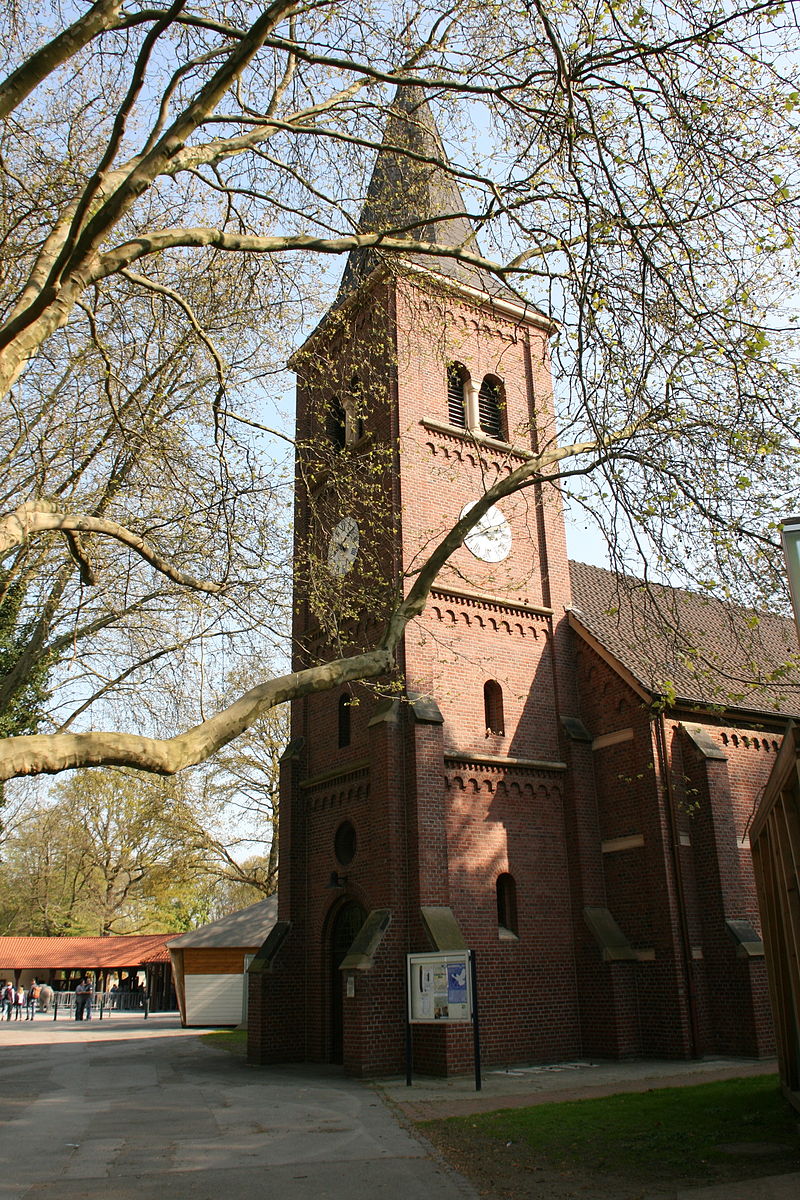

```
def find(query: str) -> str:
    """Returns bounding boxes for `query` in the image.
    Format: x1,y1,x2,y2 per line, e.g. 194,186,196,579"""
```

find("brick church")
247,90,799,1075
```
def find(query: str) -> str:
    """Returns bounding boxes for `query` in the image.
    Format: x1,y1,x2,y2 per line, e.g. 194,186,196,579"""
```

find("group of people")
1,979,53,1020
0,976,143,1021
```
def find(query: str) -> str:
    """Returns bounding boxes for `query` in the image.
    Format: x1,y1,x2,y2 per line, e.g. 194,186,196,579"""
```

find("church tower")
247,90,604,1075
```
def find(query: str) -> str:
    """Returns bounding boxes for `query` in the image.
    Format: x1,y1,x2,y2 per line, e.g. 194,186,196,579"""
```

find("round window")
334,820,357,866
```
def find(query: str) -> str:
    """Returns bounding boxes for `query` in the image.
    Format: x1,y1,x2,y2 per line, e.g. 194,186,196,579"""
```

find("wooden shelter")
0,934,177,1009
750,721,800,1110
168,897,277,1027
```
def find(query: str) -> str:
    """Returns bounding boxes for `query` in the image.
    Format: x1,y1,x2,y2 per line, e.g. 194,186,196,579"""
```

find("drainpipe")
655,712,701,1058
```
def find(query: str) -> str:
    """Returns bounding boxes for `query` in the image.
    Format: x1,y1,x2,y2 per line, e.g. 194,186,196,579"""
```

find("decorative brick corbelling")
420,417,532,462
444,752,567,774
429,586,551,620
422,437,518,477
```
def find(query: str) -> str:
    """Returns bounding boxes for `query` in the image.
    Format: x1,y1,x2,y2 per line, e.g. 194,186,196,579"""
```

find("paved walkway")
0,1015,476,1200
376,1053,782,1120
0,1015,796,1199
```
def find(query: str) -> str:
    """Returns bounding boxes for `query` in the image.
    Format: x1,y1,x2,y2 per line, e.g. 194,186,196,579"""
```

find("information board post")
470,949,481,1092
405,987,413,1087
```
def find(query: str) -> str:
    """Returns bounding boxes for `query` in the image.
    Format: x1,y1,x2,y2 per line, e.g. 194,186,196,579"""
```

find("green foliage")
0,769,208,934
0,574,52,738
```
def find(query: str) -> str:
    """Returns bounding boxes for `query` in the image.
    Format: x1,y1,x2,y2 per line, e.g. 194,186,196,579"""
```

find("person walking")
2,982,13,1021
38,982,53,1013
26,981,40,1020
74,977,92,1021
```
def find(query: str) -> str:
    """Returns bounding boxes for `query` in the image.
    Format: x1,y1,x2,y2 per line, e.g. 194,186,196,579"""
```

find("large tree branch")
0,501,224,594
93,226,514,281
0,428,640,782
0,648,394,779
0,0,303,360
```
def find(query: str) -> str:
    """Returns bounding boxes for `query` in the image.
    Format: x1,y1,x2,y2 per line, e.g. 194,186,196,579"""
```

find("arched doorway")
328,899,365,1064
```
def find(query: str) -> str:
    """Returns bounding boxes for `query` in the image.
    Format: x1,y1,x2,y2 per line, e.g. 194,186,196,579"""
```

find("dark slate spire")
337,87,521,303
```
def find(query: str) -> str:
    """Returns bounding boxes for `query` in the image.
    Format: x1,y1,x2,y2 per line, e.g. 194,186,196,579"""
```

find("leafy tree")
0,769,204,933
0,1,798,782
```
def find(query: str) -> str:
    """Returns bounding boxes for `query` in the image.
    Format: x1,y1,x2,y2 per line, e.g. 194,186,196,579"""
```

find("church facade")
247,93,796,1076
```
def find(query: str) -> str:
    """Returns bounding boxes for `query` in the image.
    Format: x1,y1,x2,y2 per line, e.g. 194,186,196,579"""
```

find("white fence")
47,990,149,1019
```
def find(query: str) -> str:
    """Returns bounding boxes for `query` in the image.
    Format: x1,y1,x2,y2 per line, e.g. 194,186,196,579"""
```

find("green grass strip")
199,1029,247,1055
424,1075,800,1183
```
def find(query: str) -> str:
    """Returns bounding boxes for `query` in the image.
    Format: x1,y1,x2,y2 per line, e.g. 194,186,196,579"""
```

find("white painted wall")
184,973,243,1026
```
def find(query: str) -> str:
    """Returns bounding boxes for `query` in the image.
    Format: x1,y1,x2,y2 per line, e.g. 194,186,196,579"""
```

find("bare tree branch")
0,501,225,594
0,0,125,119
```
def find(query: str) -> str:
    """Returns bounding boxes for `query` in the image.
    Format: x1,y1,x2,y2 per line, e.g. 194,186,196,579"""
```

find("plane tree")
0,0,798,781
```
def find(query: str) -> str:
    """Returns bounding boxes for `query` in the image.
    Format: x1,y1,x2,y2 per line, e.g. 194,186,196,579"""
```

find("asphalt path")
0,1014,476,1200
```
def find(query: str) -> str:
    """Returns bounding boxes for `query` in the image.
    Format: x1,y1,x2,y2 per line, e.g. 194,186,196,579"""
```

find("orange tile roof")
0,935,175,970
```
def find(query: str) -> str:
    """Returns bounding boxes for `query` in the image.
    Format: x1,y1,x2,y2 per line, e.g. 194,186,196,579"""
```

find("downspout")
655,711,701,1058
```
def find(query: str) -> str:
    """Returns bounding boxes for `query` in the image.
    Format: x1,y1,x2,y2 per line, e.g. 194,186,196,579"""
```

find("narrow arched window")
484,680,504,736
447,362,467,428
478,374,504,439
327,395,347,449
338,694,351,748
348,375,365,443
496,873,518,936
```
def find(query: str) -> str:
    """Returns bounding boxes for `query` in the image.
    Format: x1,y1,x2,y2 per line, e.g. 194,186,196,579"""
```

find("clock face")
327,516,359,576
460,502,513,563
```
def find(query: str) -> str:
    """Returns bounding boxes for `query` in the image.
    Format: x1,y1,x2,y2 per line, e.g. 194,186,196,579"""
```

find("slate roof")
166,896,277,950
337,87,530,309
0,934,174,970
568,560,800,718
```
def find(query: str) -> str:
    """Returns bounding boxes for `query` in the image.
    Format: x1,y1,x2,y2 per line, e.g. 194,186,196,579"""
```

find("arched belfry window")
338,694,352,748
496,873,518,937
447,362,468,428
478,374,504,439
348,375,365,443
327,395,347,449
484,679,505,736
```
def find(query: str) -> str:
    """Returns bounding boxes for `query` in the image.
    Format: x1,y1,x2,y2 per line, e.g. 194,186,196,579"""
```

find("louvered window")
447,363,467,428
349,375,365,442
327,396,347,449
478,375,504,439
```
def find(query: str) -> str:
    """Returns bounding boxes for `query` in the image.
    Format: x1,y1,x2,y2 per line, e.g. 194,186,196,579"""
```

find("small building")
168,897,277,1028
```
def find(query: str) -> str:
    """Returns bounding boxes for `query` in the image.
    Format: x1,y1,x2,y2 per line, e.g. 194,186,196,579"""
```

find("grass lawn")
421,1075,800,1195
199,1029,247,1055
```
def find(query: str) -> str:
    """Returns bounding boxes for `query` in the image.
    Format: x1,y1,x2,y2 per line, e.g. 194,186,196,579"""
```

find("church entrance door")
328,900,365,1064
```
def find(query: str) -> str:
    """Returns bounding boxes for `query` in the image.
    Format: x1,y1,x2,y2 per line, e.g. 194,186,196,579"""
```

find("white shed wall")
184,973,243,1026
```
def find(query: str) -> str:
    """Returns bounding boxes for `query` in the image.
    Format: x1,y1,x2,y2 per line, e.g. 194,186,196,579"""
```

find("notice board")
407,950,472,1023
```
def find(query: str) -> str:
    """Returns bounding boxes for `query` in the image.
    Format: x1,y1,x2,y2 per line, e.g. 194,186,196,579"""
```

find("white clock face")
460,502,512,563
327,516,359,576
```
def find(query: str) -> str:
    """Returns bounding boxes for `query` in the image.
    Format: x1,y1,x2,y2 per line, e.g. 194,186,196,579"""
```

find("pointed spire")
337,87,518,302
